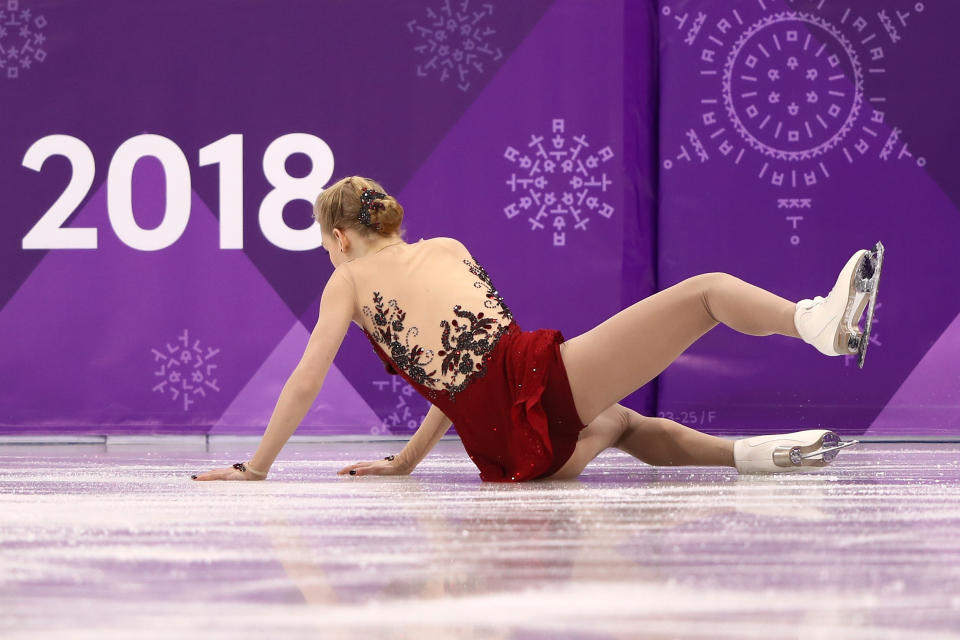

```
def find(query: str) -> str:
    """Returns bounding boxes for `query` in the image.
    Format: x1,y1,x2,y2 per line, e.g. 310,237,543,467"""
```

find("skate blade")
772,432,858,468
832,249,872,357
797,439,858,460
847,242,884,368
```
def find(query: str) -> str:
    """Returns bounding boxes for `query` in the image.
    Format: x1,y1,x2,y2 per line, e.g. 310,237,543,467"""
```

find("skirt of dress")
424,320,589,482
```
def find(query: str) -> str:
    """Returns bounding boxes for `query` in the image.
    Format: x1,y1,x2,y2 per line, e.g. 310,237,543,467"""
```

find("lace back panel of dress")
360,246,513,403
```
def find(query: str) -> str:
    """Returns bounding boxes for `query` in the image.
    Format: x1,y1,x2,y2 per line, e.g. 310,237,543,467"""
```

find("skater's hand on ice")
191,465,265,481
338,458,405,477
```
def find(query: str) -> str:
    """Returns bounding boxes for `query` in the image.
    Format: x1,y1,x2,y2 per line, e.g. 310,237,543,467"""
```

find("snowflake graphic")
0,0,48,80
660,0,927,255
661,2,927,187
407,0,502,92
503,118,616,247
369,376,429,436
151,329,221,412
721,11,865,162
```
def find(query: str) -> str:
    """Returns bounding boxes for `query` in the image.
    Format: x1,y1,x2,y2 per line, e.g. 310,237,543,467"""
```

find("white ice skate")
794,241,884,368
733,429,858,474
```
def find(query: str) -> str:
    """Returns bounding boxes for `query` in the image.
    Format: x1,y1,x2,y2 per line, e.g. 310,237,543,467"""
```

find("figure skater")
192,177,882,482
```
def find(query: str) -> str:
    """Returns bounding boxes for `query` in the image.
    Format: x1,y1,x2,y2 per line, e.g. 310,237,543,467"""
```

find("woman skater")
192,177,881,482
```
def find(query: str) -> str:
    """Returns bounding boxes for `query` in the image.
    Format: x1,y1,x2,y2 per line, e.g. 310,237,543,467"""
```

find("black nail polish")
191,474,197,479
349,469,357,475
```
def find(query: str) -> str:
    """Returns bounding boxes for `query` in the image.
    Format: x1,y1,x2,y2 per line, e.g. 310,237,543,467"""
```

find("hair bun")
370,196,404,236
313,176,406,239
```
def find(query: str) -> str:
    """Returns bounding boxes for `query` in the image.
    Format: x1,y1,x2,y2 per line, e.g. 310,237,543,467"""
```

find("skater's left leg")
544,404,734,480
560,272,801,428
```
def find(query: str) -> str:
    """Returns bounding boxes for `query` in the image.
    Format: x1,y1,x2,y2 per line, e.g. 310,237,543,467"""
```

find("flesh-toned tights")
548,273,801,479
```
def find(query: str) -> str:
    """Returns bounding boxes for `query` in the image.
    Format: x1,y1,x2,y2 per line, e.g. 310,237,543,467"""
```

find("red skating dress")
353,240,587,482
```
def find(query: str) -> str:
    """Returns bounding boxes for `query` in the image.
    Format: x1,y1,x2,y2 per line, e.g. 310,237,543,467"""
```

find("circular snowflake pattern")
722,11,864,162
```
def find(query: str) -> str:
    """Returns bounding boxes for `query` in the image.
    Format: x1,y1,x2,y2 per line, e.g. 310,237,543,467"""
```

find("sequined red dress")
350,238,587,482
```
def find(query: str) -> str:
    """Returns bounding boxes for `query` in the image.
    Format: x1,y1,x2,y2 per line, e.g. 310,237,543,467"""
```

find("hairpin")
358,188,386,230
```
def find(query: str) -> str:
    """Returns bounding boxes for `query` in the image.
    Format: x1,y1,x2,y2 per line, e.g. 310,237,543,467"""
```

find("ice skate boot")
733,429,858,474
794,242,885,368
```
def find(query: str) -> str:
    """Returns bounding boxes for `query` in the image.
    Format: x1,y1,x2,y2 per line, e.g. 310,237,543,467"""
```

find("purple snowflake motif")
0,1,49,79
408,0,503,92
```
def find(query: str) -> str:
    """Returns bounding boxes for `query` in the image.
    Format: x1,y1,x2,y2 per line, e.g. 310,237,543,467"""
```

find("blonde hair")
313,176,405,239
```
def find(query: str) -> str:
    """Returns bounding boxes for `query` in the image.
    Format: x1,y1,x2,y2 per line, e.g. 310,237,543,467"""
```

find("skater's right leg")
544,402,856,478
559,272,799,426
544,403,734,480
613,408,734,468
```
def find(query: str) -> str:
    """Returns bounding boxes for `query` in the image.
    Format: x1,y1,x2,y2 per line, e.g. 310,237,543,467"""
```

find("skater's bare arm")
192,268,355,481
394,404,454,472
246,267,355,474
338,404,453,476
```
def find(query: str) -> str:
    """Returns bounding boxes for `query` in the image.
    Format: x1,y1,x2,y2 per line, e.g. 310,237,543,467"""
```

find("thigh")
559,274,720,426
542,403,629,480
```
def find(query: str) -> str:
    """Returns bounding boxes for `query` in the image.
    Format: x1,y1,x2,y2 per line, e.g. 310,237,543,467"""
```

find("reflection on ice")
1,441,959,639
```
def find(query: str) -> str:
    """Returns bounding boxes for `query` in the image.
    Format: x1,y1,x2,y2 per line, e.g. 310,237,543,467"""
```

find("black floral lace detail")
362,292,440,389
363,256,515,403
464,257,513,320
438,310,512,402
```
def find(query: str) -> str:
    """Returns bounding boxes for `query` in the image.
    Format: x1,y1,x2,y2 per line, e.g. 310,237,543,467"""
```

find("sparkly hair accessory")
358,188,387,230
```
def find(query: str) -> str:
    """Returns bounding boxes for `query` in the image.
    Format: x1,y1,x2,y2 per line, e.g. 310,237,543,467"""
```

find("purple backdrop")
656,0,960,437
1,0,955,438
0,0,655,435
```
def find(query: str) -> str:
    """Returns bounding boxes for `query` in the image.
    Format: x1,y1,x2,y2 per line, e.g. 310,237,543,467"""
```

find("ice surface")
1,441,959,639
